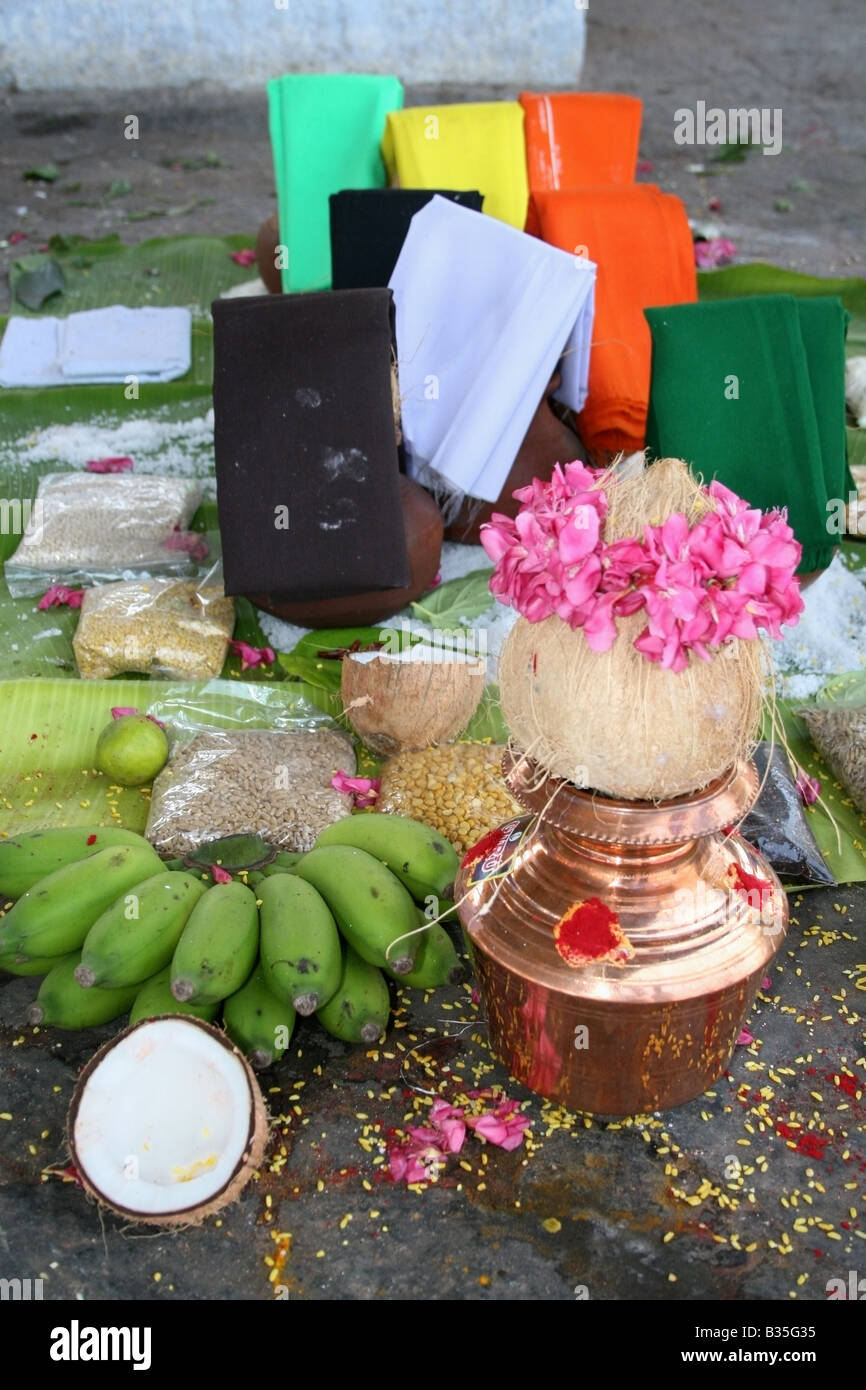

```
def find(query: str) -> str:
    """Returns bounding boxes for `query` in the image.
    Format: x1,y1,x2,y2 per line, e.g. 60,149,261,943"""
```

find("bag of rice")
6,471,203,596
73,578,235,681
798,706,866,817
145,727,355,856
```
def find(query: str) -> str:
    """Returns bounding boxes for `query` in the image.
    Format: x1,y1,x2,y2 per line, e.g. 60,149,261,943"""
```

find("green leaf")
460,685,508,743
23,162,60,182
712,142,750,164
410,568,494,629
279,652,343,695
290,626,386,659
13,256,65,310
106,178,132,199
61,181,82,194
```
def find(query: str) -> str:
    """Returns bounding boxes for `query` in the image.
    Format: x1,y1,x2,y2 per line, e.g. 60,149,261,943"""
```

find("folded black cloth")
212,288,409,599
329,188,483,290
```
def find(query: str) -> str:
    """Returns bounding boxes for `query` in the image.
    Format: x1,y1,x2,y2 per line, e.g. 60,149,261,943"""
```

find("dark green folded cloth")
645,294,850,573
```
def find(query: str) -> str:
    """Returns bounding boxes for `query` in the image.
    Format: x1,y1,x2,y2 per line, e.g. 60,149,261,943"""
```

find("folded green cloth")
267,74,404,293
645,294,850,573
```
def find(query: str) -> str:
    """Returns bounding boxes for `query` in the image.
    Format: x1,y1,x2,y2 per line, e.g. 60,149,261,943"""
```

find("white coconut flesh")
70,1017,262,1219
348,646,484,667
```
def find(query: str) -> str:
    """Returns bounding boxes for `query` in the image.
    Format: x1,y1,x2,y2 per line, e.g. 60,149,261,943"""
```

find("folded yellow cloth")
382,102,529,228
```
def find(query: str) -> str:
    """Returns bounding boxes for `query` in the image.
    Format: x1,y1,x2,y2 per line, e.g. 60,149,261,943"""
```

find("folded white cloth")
0,306,192,387
389,195,596,503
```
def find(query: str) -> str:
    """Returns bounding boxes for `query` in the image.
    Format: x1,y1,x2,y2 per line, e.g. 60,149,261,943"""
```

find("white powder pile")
771,552,866,700
1,409,217,494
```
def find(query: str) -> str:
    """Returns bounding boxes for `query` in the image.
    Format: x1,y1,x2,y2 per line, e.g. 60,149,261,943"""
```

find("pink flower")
761,976,772,990
165,528,210,563
230,249,256,267
794,767,821,805
736,1028,754,1046
694,237,737,269
85,456,134,473
37,585,85,610
8,231,28,245
636,159,654,174
110,706,166,729
228,640,276,671
211,864,233,884
429,571,442,589
465,1097,532,1151
331,771,381,808
389,1099,467,1184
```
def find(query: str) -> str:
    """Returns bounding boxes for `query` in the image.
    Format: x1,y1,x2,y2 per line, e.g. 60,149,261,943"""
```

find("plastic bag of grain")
798,706,866,816
144,683,355,855
6,471,203,596
73,576,235,681
377,743,521,854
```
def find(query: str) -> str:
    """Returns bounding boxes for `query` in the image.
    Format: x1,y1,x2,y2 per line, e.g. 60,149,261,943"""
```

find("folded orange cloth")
520,91,643,191
532,185,696,455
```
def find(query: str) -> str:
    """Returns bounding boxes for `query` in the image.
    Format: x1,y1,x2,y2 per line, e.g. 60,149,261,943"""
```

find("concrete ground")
0,0,864,1305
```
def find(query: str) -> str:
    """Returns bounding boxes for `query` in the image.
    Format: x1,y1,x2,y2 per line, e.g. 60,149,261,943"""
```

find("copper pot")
456,752,787,1116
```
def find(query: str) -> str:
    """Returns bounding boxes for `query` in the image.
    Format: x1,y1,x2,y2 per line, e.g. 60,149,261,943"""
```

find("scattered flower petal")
211,864,233,884
37,584,85,610
8,231,28,245
331,771,381,808
794,767,821,805
694,236,737,269
85,456,134,473
110,706,166,729
230,248,256,266
736,1028,754,1046
165,528,209,563
228,640,276,671
636,159,654,174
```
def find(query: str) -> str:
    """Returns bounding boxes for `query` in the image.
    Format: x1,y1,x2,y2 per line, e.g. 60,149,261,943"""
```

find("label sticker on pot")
462,816,532,884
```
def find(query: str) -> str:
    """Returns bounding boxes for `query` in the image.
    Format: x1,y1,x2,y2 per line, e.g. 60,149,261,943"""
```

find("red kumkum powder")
554,898,629,967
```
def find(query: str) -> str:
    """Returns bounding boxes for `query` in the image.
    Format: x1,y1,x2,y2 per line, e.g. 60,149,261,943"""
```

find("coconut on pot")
341,645,486,755
68,1015,269,1226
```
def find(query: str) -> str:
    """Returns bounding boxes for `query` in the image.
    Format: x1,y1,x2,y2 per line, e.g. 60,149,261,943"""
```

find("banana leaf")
0,675,331,835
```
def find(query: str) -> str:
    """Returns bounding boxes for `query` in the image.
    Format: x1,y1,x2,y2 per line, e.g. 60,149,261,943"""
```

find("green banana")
0,843,164,959
0,949,67,977
75,872,209,988
316,943,391,1045
27,952,139,1029
258,874,342,1016
0,825,151,900
294,845,420,975
314,813,458,900
223,963,296,1069
170,880,259,1005
128,967,219,1025
260,851,303,877
387,922,465,989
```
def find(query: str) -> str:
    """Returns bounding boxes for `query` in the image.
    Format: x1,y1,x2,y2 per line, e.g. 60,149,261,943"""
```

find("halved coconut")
67,1016,269,1227
341,646,486,754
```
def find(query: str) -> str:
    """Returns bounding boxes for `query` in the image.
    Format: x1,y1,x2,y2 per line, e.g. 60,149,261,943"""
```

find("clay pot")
255,214,282,295
248,475,443,628
443,373,584,544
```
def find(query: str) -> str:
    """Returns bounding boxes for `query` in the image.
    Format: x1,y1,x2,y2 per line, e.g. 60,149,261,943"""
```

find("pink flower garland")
480,468,804,673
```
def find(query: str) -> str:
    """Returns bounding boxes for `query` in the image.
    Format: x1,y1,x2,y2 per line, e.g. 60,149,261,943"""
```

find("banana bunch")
0,814,466,1069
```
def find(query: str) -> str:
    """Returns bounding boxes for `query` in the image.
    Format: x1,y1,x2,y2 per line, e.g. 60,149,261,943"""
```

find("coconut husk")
498,458,765,801
341,651,486,755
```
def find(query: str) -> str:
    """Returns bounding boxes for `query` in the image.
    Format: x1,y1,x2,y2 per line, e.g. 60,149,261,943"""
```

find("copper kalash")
456,751,786,1116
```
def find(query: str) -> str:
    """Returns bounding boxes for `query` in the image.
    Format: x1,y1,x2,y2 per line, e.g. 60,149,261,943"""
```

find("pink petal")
165,529,209,563
211,864,233,884
636,159,654,174
230,248,257,266
761,976,772,990
85,456,134,473
736,1029,754,1046
228,640,275,671
331,771,381,808
37,584,86,610
794,768,821,805
110,707,166,729
8,231,28,245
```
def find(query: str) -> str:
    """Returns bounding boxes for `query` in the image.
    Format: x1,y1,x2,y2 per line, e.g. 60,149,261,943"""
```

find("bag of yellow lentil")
377,743,521,854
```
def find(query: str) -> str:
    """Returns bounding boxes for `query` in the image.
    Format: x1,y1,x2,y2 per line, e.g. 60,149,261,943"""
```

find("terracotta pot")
456,752,786,1116
255,214,282,295
443,373,584,544
248,475,443,628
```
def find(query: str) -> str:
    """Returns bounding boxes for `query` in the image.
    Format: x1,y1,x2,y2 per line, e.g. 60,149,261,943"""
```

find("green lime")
95,715,168,787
